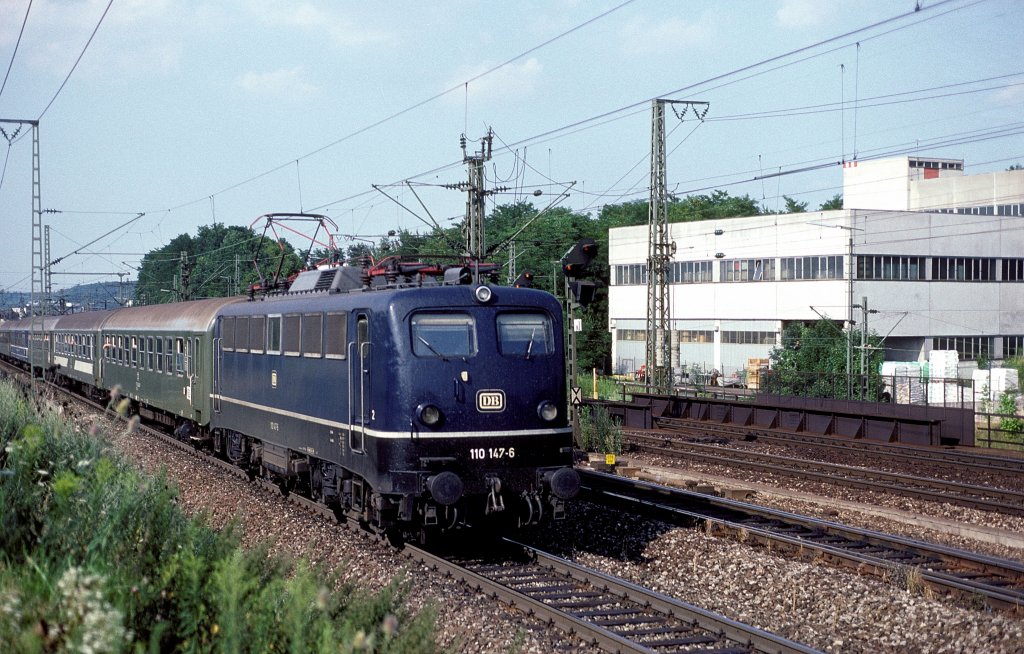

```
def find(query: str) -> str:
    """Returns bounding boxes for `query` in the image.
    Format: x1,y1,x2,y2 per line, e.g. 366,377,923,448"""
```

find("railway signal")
561,238,597,277
513,271,534,288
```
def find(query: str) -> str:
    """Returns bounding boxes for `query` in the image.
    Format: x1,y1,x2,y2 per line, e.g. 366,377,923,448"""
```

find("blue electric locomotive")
212,265,579,535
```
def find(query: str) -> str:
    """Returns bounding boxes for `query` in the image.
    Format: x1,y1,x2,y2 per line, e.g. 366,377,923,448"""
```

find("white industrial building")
607,156,1024,379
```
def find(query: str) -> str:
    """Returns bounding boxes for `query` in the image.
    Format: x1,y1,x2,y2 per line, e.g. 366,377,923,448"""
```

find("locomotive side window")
267,315,282,354
302,313,323,358
235,317,249,353
496,313,554,357
325,312,347,359
221,317,235,351
250,316,266,354
411,313,477,358
282,314,300,356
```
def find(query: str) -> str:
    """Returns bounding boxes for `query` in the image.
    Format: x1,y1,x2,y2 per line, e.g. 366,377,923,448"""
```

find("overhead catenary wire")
37,0,113,120
0,0,32,104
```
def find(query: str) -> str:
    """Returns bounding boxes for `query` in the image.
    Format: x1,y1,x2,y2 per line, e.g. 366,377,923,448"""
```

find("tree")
134,224,303,304
819,193,843,210
782,196,808,213
764,320,885,400
1008,163,1023,171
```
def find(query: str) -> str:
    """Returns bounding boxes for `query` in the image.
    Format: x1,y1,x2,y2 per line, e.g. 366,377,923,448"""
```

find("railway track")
624,428,1024,517
406,539,820,654
5,367,821,653
581,469,1024,613
655,416,1024,478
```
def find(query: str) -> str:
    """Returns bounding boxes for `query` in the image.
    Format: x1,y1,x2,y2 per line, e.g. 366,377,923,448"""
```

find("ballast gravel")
53,396,1024,654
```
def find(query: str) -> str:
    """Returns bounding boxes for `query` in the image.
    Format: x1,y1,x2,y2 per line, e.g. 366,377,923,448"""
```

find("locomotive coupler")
485,476,505,515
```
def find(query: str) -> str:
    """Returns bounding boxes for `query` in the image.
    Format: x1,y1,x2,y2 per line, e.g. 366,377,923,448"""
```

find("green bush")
578,406,622,455
0,380,439,653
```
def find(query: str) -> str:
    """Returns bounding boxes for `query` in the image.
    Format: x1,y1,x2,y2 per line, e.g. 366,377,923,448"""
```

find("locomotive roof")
218,284,561,317
103,296,244,332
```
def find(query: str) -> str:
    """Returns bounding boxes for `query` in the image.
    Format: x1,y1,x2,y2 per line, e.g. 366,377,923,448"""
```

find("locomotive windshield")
411,313,477,358
496,313,554,357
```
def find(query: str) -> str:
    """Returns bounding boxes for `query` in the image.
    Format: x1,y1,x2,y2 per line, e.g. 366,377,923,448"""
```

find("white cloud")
445,58,544,106
248,2,392,47
235,66,318,96
619,12,717,55
775,0,834,29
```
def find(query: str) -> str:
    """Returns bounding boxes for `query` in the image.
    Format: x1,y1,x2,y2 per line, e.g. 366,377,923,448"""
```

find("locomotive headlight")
473,285,493,303
537,400,558,422
417,403,444,427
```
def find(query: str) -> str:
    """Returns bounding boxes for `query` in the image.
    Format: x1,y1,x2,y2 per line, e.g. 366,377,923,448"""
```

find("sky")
0,0,1021,295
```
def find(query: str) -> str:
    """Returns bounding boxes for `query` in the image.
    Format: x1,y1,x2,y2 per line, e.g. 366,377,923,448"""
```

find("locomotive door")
348,314,371,454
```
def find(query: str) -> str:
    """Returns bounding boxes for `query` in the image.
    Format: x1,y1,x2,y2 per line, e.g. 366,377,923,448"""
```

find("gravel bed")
635,450,1024,544
528,502,1024,654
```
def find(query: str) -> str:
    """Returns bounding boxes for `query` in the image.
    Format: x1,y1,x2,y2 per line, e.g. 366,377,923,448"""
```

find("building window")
856,255,926,280
679,330,714,343
720,258,775,282
781,256,843,280
668,261,713,283
1005,336,1024,358
1003,258,1024,281
722,330,776,345
933,336,992,361
612,263,648,286
616,329,646,341
932,257,995,281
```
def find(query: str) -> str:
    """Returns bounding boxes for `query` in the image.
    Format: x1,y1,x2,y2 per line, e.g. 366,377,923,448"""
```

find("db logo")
476,390,505,413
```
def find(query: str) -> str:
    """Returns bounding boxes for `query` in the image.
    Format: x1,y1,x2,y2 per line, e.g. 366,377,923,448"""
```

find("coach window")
411,313,477,358
165,338,173,374
302,313,323,358
175,338,185,376
250,316,266,354
156,337,164,371
325,312,347,359
267,315,282,354
497,313,553,357
283,314,300,356
221,317,235,351
147,337,155,370
193,338,199,374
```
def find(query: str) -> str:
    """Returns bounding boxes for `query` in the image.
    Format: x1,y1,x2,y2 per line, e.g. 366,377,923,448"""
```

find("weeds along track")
581,469,1024,613
624,427,1024,517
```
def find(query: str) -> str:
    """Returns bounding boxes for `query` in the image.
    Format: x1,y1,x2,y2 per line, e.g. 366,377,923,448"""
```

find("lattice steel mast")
645,100,707,391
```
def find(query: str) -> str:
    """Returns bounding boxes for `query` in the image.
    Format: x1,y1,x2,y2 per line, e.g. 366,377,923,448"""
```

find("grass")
0,380,441,653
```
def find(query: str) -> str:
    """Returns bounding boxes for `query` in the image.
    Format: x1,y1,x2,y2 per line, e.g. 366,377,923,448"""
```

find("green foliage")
764,321,885,400
133,223,304,304
818,193,844,210
578,405,622,454
782,196,808,213
998,390,1023,440
0,379,438,653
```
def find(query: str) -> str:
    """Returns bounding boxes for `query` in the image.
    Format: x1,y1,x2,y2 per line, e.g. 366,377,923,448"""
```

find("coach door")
348,313,371,454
